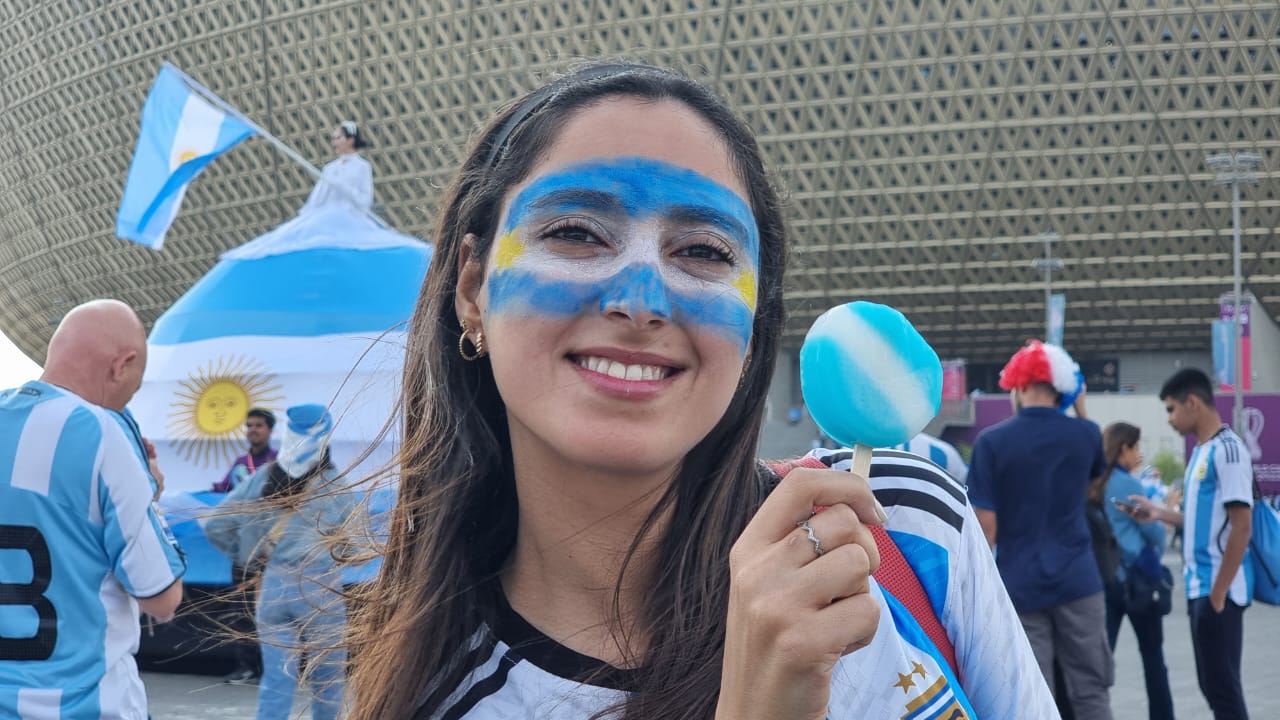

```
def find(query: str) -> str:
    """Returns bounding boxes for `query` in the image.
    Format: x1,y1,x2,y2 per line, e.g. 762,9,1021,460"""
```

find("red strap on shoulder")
867,523,958,675
769,457,959,676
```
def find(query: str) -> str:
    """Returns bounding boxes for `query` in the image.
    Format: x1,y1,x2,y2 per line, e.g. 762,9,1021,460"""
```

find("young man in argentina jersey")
1128,368,1253,719
0,300,186,720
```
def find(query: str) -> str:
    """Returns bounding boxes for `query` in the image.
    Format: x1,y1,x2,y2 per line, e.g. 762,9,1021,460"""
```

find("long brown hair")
347,62,788,719
1102,421,1141,472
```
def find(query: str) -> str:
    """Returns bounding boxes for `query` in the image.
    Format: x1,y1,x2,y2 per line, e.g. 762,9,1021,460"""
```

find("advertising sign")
1047,293,1066,346
1218,293,1252,391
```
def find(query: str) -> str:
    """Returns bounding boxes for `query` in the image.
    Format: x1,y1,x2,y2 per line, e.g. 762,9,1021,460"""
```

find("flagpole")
163,62,389,228
165,62,322,180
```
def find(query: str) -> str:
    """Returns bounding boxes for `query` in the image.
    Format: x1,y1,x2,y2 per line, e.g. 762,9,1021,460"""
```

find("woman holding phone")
1103,422,1175,720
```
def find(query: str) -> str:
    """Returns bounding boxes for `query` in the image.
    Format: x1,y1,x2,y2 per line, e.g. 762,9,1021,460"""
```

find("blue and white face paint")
277,403,334,478
484,157,760,355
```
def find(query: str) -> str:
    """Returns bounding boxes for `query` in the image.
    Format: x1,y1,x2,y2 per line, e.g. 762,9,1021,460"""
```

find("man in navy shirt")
968,340,1112,720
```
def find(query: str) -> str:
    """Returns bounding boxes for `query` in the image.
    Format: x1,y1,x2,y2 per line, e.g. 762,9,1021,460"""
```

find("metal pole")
1207,151,1262,431
1043,241,1052,339
165,62,322,180
1232,180,1244,431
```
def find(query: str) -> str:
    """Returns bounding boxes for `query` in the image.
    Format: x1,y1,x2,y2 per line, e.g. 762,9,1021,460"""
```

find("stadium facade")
1,1,1278,376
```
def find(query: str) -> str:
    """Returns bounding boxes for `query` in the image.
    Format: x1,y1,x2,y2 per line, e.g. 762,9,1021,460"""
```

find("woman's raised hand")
717,465,886,720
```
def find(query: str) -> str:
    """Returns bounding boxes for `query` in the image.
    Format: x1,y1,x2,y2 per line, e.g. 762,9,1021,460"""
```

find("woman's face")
457,98,759,477
331,127,355,155
1121,440,1143,472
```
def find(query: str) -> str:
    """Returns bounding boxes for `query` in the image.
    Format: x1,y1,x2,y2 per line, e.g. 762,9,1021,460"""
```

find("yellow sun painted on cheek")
491,230,526,270
733,269,758,311
168,355,285,468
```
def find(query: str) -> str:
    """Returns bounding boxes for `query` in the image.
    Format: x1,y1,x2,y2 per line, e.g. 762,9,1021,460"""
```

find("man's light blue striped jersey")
1183,427,1254,604
893,433,969,485
0,381,186,719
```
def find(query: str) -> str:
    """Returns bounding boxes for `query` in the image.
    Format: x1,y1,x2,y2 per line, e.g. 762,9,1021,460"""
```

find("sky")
0,331,42,387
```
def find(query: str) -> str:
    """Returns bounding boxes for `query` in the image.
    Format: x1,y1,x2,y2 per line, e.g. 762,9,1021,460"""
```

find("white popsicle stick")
851,442,872,480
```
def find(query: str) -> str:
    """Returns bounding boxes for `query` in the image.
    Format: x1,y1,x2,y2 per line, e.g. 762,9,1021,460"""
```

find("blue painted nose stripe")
598,264,673,319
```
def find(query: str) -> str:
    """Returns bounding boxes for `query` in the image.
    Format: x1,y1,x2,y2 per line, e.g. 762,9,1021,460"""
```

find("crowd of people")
0,61,1263,720
969,348,1256,720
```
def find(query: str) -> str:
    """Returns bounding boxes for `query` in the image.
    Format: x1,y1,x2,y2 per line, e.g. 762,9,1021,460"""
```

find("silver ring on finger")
796,519,824,557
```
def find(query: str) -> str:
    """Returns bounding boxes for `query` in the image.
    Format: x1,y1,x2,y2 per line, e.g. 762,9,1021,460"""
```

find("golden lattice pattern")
1,0,1278,364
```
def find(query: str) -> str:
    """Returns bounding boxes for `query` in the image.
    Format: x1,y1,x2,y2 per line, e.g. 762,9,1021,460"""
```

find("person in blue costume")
343,62,1055,720
1101,422,1175,720
205,404,358,720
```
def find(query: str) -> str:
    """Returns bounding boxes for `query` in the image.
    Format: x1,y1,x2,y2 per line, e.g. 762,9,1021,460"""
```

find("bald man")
0,299,186,720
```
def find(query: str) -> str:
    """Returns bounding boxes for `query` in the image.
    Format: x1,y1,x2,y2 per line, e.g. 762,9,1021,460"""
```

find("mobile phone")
1110,497,1137,512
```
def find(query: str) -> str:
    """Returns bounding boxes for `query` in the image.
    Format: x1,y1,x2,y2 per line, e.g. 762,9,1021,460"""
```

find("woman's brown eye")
553,227,595,243
680,243,733,264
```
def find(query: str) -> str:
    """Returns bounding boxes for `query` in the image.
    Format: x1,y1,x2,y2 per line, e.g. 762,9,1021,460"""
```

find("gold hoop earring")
459,320,487,361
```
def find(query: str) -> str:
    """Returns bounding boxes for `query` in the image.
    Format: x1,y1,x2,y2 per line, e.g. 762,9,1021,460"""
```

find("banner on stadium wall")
1047,293,1066,347
1218,293,1252,391
941,360,967,401
1203,395,1280,498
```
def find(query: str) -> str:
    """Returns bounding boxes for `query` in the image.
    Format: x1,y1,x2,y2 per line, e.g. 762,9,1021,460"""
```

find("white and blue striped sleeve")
96,413,185,598
1214,435,1254,508
946,498,1057,718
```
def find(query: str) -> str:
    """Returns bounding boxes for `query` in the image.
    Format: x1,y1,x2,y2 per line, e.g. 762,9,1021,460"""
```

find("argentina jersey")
808,448,1053,719
1183,428,1254,605
421,449,1054,720
0,381,186,720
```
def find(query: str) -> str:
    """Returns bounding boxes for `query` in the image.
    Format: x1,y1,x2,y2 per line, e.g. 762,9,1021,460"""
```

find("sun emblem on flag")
168,355,284,468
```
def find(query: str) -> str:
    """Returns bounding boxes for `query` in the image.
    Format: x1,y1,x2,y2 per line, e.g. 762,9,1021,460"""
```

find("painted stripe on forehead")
502,157,760,264
487,267,754,354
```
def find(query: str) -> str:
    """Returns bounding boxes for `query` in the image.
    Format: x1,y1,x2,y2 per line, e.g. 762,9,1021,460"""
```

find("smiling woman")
346,62,1052,720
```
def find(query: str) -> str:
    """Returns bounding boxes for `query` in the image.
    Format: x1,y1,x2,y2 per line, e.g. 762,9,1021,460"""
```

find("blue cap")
286,403,332,433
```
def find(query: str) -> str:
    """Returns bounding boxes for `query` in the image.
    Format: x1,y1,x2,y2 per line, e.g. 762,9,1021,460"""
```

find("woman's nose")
598,263,673,327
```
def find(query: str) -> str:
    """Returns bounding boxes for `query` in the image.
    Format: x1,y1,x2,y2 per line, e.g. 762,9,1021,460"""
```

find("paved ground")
1107,555,1280,719
145,555,1280,718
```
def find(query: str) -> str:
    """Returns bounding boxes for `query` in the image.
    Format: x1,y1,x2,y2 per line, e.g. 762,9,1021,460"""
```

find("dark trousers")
1022,592,1113,720
1188,596,1248,720
228,563,262,674
1105,579,1175,720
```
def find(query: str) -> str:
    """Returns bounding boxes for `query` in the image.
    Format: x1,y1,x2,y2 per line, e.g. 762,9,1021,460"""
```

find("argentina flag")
116,63,257,250
133,206,428,585
130,205,431,496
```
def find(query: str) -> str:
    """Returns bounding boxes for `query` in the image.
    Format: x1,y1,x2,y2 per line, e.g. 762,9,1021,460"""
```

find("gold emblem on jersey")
895,660,970,719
